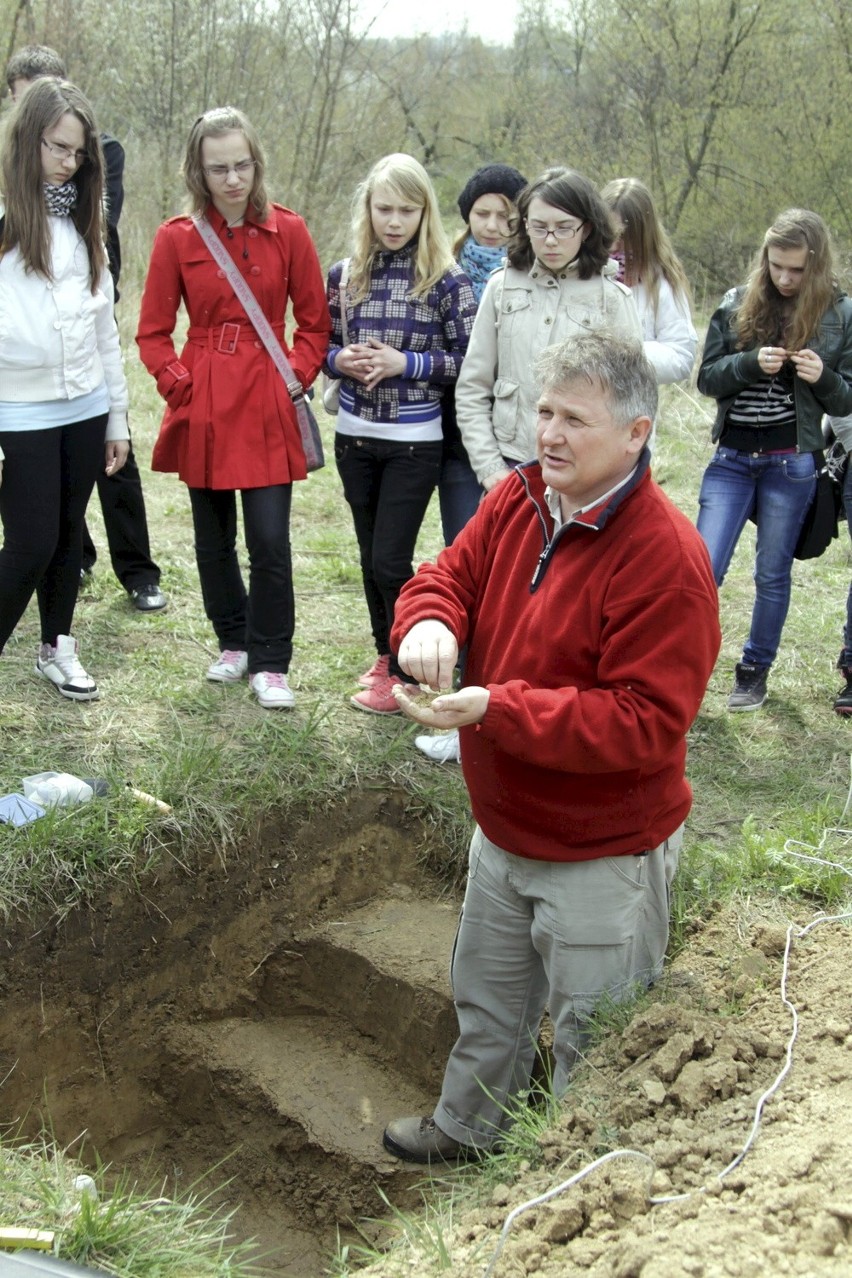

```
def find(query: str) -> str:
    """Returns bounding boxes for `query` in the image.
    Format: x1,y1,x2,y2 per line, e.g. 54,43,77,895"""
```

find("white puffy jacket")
631,277,697,385
0,216,129,461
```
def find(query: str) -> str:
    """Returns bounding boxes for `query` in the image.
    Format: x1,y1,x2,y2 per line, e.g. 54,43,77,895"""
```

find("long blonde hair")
600,177,692,315
348,153,454,301
1,77,106,289
182,106,270,221
736,209,837,353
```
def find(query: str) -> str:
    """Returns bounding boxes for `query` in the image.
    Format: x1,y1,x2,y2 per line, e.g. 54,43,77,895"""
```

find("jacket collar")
518,446,652,535
204,203,277,234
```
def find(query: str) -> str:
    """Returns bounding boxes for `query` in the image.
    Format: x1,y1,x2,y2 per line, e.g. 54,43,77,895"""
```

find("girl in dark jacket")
697,209,852,711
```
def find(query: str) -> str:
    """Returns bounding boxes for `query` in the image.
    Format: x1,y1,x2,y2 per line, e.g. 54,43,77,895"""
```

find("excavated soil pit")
0,790,463,1275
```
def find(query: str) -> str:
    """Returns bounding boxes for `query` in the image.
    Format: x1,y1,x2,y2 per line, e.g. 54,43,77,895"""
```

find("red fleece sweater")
392,460,720,861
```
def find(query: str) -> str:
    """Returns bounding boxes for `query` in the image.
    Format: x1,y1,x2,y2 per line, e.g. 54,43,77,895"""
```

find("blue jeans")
697,447,816,668
438,455,482,547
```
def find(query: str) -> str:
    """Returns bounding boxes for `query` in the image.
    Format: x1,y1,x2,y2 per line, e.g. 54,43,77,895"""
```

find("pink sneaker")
206,650,248,683
350,673,416,715
357,653,391,688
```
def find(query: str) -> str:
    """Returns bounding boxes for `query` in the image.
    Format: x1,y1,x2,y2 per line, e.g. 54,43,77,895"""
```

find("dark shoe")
834,669,852,716
130,583,167,613
382,1115,475,1165
727,662,769,712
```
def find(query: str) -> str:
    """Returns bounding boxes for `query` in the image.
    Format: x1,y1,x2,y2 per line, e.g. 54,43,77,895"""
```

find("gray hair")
535,332,658,429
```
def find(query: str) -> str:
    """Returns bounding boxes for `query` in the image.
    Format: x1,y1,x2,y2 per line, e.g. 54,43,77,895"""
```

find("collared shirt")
544,464,640,532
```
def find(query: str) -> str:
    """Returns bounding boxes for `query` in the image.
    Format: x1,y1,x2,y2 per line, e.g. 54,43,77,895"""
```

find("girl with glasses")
324,153,477,715
696,209,852,711
600,177,697,388
455,167,641,494
136,107,330,709
0,78,129,701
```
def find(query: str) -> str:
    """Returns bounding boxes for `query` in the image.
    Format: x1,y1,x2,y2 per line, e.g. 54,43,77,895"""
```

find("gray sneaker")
727,662,769,712
382,1114,475,1164
35,635,99,701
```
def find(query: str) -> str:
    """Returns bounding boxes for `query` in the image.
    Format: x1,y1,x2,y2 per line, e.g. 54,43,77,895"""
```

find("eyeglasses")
526,220,584,242
41,137,87,166
202,159,256,180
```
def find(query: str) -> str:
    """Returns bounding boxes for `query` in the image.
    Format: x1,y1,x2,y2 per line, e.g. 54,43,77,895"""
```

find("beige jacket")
456,260,641,485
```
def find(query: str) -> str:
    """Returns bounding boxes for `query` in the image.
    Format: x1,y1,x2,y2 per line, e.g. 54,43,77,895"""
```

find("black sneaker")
834,670,852,716
130,583,167,612
727,662,769,712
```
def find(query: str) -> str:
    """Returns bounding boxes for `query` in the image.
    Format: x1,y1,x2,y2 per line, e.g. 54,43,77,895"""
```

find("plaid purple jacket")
325,245,476,425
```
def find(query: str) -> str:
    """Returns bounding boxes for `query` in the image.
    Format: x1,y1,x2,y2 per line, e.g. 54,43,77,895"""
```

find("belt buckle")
218,322,240,355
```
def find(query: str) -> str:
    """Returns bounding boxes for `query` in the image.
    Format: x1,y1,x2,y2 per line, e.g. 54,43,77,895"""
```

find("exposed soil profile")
0,791,462,1275
2,793,852,1277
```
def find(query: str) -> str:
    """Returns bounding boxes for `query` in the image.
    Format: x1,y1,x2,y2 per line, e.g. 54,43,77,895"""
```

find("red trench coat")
136,203,330,489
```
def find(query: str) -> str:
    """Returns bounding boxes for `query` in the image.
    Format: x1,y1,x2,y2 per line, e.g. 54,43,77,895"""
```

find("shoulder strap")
339,257,350,346
192,213,303,402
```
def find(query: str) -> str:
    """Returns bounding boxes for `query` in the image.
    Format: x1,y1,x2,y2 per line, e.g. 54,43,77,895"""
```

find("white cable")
482,1149,654,1278
481,826,852,1275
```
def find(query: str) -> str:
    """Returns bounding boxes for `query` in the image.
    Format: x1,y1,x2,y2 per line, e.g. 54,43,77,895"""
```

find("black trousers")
188,484,294,675
0,415,107,650
81,439,161,590
334,433,441,679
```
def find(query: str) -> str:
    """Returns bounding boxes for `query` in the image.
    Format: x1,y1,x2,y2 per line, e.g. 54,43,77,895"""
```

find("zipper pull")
531,549,548,589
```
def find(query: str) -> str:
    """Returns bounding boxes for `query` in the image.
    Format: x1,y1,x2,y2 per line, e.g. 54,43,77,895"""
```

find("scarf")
44,181,77,217
458,236,506,303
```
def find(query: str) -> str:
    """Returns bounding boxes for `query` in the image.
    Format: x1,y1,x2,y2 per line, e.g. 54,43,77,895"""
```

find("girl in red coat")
136,107,330,708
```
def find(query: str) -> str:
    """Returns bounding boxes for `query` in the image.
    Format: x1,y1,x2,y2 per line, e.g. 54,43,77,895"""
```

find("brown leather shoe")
383,1114,478,1164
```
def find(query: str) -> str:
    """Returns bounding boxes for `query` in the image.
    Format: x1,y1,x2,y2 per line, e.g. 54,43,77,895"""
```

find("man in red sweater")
383,332,721,1163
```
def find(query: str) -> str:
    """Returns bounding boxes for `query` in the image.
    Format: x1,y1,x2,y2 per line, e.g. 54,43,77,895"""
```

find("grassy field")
1,306,852,1273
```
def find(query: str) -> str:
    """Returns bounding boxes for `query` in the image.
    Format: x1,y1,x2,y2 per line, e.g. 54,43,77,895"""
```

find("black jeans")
335,433,441,679
0,414,107,651
81,439,161,591
188,484,294,675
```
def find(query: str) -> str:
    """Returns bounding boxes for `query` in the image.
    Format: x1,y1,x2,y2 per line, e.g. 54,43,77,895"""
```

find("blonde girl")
325,153,477,715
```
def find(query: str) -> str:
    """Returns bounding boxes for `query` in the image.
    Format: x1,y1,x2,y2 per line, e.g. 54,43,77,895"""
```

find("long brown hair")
600,177,692,315
348,153,454,302
182,106,270,221
736,209,838,352
1,77,106,289
507,168,613,279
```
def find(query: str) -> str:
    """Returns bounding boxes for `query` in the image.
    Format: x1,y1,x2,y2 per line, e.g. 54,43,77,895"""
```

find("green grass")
0,1132,258,1277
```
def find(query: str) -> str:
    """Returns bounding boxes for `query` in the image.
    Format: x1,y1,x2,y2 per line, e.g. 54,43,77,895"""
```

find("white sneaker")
250,671,295,709
35,635,99,701
414,730,460,763
206,649,248,683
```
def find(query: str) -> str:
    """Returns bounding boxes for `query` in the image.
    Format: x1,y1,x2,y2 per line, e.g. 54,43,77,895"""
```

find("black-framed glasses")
526,219,584,242
41,137,87,166
202,159,256,180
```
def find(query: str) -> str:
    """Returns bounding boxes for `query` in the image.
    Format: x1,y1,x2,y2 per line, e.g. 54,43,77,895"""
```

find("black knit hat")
457,163,528,224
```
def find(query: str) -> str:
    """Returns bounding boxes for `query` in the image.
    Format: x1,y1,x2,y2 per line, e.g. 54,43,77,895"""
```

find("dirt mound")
437,909,852,1278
